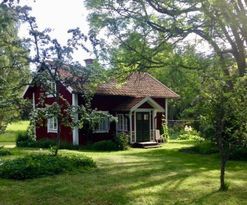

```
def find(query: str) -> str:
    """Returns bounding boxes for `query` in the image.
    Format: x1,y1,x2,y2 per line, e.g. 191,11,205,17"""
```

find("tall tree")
86,0,246,76
85,0,247,190
0,2,29,132
15,4,108,155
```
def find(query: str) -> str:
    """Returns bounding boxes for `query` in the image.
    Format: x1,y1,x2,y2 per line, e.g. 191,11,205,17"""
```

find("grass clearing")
0,121,29,146
0,141,246,205
0,122,246,204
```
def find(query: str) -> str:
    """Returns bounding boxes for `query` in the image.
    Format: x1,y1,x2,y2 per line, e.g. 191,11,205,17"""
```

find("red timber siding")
25,83,73,143
91,95,133,110
153,98,166,131
77,94,126,144
79,94,166,144
152,98,166,109
25,86,166,144
156,112,163,130
139,102,153,108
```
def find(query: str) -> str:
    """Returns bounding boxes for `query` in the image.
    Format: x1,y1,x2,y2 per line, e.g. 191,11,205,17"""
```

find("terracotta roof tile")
96,72,179,98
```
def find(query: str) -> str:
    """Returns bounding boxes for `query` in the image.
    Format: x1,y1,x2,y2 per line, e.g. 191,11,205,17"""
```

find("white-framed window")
47,81,56,98
93,112,109,133
117,114,128,132
47,117,58,133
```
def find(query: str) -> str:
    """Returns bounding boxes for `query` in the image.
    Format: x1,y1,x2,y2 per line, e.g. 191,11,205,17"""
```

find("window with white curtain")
117,114,128,132
47,117,58,133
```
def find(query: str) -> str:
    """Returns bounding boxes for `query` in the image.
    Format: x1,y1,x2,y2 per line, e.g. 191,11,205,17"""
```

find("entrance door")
136,112,150,142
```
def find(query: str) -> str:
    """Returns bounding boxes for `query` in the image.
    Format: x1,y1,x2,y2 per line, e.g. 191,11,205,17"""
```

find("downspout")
32,92,36,139
129,111,132,143
165,99,168,125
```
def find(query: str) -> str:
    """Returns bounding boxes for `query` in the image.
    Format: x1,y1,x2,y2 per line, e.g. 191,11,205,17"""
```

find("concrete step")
133,141,161,148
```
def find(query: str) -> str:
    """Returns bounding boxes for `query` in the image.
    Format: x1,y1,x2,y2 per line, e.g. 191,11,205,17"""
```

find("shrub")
229,146,247,161
16,131,35,147
177,127,203,141
168,127,183,139
91,140,118,151
0,147,11,156
33,139,56,148
180,141,218,154
161,124,170,142
0,154,96,180
178,133,204,141
17,137,80,150
114,133,129,150
91,134,129,151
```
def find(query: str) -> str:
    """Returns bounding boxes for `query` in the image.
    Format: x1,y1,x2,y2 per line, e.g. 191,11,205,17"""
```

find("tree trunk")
219,149,227,191
54,117,61,156
216,100,228,191
218,132,228,191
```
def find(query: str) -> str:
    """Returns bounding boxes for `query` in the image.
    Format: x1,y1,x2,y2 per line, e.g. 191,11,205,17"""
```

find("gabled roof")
23,66,179,99
96,72,179,98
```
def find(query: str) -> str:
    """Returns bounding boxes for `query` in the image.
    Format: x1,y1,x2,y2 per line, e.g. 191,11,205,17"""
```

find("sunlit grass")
0,142,246,205
0,121,29,146
0,121,246,205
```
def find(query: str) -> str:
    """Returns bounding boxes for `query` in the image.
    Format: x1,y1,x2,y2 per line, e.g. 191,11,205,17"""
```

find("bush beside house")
16,131,129,151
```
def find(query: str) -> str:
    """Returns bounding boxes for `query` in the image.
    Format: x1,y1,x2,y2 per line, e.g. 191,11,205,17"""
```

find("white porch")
125,97,168,144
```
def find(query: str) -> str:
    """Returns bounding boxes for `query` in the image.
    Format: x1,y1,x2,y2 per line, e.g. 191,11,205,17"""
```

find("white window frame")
117,114,128,132
47,81,56,98
93,111,109,133
47,117,58,133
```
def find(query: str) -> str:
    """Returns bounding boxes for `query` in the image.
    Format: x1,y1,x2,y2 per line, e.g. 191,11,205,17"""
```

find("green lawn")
0,122,246,205
0,121,29,146
0,143,246,205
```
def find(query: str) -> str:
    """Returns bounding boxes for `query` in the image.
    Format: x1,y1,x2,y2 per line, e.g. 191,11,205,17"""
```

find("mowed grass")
0,121,246,205
0,121,29,146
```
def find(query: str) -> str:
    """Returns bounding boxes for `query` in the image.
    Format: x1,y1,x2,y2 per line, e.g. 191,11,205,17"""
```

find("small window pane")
117,114,128,132
144,114,149,120
137,113,142,120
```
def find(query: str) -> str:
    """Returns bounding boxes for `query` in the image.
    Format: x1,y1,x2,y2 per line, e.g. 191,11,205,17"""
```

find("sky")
18,0,93,65
17,0,212,66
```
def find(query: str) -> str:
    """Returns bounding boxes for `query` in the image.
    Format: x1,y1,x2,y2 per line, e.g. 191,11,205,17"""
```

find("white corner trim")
130,97,165,112
67,86,73,93
72,93,79,145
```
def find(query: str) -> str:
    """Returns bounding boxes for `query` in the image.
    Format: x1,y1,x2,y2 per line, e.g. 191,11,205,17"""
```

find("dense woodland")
0,0,246,191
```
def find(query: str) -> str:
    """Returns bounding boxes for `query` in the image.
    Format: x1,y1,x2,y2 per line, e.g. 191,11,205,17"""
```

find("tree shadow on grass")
90,147,247,205
1,143,246,205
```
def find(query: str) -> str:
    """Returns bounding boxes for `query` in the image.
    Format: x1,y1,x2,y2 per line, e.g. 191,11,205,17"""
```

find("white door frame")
134,109,153,142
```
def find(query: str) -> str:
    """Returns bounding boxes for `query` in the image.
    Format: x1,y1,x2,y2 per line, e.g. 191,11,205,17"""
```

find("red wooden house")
23,67,179,145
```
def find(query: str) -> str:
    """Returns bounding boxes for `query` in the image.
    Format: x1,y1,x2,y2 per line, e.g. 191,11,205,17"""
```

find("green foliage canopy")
0,3,29,132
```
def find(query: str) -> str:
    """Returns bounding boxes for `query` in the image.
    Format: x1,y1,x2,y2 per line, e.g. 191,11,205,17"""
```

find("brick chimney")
84,58,94,66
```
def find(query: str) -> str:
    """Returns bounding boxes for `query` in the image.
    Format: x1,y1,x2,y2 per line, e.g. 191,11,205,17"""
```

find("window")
47,81,56,97
94,112,109,133
47,117,58,133
117,114,128,132
143,113,149,120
